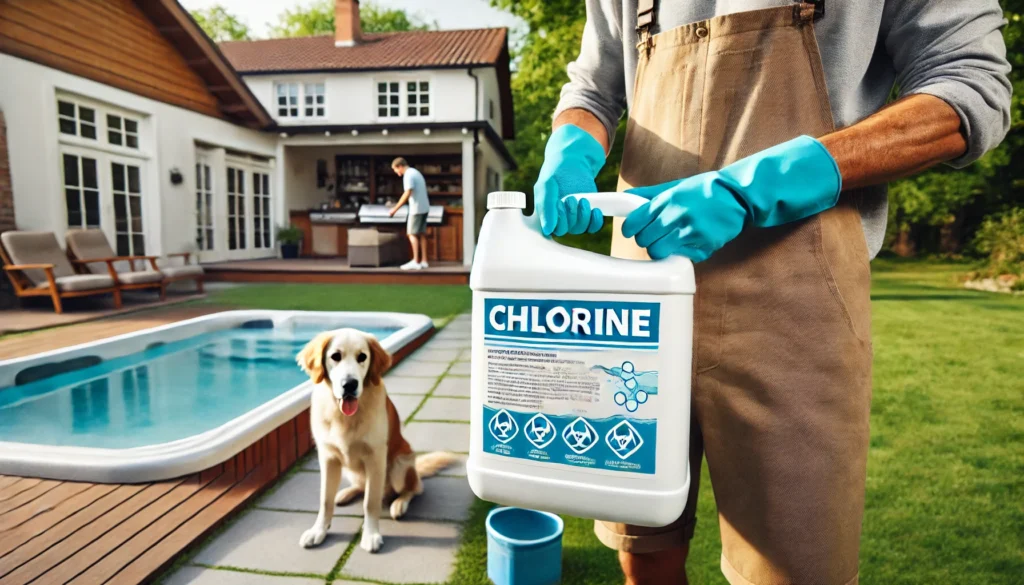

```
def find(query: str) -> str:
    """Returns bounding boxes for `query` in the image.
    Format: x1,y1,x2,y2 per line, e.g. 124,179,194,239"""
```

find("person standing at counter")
388,157,431,270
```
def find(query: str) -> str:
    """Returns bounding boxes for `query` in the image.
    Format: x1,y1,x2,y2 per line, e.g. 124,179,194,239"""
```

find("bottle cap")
487,191,527,210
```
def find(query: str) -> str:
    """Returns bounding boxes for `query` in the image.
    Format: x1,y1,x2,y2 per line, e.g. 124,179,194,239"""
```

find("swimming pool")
0,310,432,483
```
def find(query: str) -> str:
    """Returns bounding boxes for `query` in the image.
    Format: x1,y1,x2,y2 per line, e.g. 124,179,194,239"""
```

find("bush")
276,224,304,245
972,208,1024,276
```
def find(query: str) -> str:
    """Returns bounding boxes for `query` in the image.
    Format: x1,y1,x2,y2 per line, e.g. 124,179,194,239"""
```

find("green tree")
190,5,251,41
491,0,626,211
270,0,435,38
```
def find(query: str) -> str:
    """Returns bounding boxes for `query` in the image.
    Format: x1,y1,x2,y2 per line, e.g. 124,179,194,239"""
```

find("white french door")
195,153,215,253
60,148,102,229
252,170,271,249
226,166,246,251
109,158,145,256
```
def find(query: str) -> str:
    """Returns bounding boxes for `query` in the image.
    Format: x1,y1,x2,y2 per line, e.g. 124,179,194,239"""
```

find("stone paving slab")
383,376,436,395
414,397,470,422
455,348,470,361
406,348,462,363
405,422,470,453
432,376,471,398
341,519,460,584
387,360,450,378
193,510,359,575
166,567,324,585
259,471,364,516
447,361,471,376
390,394,424,421
407,476,475,522
421,338,470,350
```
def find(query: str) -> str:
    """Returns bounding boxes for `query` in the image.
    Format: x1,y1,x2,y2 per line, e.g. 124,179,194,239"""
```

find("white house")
0,0,514,273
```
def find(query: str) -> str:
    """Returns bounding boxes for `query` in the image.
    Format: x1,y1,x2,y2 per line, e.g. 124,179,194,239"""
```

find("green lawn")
204,282,471,321
450,258,1024,585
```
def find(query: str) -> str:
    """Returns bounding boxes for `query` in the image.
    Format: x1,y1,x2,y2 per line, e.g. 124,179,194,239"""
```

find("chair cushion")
162,265,204,279
118,270,163,285
65,229,119,274
52,274,115,292
1,231,75,285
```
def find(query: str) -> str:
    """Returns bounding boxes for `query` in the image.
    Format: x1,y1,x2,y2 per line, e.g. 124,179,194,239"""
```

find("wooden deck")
202,258,471,285
0,322,435,585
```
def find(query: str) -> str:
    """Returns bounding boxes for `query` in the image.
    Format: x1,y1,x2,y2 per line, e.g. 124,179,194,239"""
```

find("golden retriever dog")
295,328,455,553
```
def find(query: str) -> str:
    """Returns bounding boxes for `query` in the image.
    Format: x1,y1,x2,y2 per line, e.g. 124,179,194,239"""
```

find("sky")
179,0,525,39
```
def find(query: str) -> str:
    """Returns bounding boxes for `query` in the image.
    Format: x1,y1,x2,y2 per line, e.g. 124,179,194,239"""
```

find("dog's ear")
365,335,392,387
297,332,333,384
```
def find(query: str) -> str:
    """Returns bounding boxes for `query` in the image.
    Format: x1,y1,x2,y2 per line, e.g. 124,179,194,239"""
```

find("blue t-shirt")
403,167,430,216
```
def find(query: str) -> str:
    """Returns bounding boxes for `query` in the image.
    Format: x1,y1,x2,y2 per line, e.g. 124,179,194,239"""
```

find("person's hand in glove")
534,124,607,236
621,135,842,261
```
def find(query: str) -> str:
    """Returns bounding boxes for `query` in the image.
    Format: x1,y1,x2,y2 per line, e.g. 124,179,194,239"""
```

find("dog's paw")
360,530,384,553
390,498,409,520
299,525,328,548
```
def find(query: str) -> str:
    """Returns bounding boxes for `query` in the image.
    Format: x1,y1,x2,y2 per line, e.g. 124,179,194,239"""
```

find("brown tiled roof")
219,28,508,73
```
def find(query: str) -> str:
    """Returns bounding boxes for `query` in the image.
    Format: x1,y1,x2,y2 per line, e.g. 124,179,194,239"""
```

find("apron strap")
798,0,825,20
636,0,656,37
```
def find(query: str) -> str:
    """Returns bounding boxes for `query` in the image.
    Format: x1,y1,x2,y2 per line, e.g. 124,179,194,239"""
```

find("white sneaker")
418,261,429,269
400,260,420,270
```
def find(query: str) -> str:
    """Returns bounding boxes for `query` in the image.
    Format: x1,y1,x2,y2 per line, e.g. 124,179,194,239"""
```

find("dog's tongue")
341,397,359,416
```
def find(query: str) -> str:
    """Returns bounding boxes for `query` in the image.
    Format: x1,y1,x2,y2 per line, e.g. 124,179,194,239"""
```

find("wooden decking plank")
0,482,168,584
0,479,42,502
106,466,273,585
0,480,61,516
39,475,214,584
0,481,94,533
67,469,241,585
0,484,119,558
0,477,20,491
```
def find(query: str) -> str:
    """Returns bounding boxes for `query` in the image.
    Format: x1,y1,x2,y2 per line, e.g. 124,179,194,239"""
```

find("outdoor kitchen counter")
288,207,464,263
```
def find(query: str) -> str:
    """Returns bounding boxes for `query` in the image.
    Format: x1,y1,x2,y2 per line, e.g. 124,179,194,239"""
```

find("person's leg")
417,230,428,267
408,234,420,264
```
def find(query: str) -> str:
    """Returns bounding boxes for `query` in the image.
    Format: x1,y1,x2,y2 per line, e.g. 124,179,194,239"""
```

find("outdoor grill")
358,204,445,225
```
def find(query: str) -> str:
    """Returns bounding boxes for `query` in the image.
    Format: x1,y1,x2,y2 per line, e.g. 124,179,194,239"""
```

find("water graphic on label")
524,413,556,449
488,409,519,443
606,420,645,460
594,361,659,413
562,417,599,454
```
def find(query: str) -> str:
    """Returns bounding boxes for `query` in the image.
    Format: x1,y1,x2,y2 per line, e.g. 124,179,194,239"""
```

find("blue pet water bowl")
486,507,564,585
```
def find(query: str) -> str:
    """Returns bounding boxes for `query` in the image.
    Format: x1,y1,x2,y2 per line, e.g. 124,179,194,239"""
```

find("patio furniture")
0,230,121,314
66,229,166,300
347,227,408,267
65,229,204,295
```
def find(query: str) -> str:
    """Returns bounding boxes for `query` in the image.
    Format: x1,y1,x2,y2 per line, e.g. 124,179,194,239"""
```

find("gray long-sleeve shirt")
554,0,1012,257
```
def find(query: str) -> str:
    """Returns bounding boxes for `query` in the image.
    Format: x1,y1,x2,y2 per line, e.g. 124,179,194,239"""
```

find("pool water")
0,324,397,449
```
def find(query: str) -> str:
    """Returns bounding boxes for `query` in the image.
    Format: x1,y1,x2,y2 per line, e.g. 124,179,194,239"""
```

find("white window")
276,83,299,118
107,114,139,149
377,82,400,118
227,167,246,250
58,100,97,140
252,171,271,249
195,158,214,251
111,161,145,256
304,83,325,117
62,152,101,228
406,81,430,117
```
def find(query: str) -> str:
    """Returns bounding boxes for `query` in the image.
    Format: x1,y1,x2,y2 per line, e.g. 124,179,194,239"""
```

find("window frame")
274,81,327,120
405,80,431,119
374,77,433,121
56,94,149,159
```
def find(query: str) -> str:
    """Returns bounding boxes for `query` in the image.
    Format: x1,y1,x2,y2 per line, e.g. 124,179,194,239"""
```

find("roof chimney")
335,0,361,47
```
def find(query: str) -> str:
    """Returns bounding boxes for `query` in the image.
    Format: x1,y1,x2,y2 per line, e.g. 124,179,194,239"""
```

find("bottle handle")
562,192,693,269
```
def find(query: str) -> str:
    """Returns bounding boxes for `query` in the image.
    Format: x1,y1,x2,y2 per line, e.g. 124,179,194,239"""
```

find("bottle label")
481,297,660,475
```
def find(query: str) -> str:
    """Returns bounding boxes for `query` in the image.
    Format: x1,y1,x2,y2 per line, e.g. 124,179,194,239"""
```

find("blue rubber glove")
534,124,606,236
622,135,841,261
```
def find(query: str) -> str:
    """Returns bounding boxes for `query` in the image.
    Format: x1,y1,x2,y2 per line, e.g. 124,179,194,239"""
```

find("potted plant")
277,224,303,259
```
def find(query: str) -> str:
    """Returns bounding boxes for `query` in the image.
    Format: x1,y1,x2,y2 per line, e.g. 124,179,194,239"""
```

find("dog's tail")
415,452,458,478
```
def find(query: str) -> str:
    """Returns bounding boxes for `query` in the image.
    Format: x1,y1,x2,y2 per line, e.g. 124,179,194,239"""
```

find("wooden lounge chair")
65,229,166,300
65,229,205,295
0,230,121,314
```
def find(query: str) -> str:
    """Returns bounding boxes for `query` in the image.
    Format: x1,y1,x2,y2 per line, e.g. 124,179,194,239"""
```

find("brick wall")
0,109,16,308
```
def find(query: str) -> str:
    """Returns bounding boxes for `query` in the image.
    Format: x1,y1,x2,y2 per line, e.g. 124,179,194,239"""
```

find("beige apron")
597,3,873,584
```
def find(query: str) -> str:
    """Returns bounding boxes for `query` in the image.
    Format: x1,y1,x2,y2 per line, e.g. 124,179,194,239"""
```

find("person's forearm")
393,190,412,208
553,108,611,154
820,94,966,191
